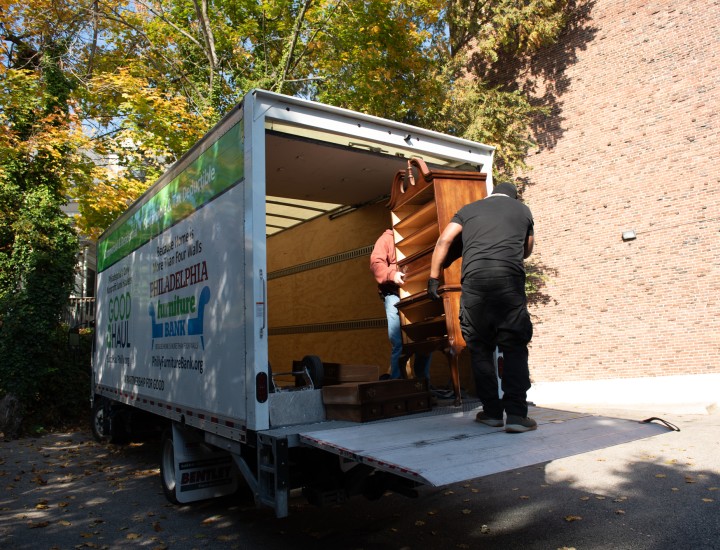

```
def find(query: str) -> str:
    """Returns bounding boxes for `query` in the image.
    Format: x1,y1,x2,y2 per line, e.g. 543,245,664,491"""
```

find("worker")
371,229,432,380
427,182,536,433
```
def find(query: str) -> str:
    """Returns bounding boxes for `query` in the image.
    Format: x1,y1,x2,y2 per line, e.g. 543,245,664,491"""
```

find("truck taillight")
256,372,268,403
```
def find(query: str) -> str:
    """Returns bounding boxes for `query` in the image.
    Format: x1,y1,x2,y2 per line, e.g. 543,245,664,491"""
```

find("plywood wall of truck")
266,201,476,395
267,202,388,272
267,202,390,374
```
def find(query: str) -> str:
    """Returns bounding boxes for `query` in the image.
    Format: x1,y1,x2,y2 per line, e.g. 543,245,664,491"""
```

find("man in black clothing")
427,182,536,433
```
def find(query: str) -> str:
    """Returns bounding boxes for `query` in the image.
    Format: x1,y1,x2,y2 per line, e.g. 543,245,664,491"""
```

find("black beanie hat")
492,182,518,199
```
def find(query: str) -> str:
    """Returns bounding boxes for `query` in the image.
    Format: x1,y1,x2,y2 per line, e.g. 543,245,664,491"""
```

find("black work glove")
427,278,441,300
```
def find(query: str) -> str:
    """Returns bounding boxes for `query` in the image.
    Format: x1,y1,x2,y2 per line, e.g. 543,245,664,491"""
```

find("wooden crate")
322,379,431,422
322,362,380,385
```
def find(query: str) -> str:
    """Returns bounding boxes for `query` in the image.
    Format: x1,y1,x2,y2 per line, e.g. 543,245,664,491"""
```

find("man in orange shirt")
371,229,431,380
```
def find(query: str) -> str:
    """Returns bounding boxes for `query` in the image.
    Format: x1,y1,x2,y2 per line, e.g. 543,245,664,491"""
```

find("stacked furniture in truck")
388,158,488,404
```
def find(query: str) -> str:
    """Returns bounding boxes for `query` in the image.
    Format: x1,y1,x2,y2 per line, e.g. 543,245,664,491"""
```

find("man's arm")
430,222,463,279
524,234,534,259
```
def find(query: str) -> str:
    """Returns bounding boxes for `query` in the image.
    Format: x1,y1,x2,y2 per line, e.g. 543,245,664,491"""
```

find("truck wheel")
92,398,130,444
301,355,324,389
91,398,110,442
160,428,180,504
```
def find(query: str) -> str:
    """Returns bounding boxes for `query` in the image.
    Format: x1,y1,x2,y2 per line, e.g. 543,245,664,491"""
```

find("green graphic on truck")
98,120,243,272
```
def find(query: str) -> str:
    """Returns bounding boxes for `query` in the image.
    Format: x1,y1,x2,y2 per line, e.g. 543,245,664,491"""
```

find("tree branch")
274,0,313,93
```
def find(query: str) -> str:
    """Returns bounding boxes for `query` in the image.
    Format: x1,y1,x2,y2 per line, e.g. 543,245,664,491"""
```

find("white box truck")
91,89,672,517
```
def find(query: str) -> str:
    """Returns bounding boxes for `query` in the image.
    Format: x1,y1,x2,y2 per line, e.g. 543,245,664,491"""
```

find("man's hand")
392,271,405,285
427,278,441,300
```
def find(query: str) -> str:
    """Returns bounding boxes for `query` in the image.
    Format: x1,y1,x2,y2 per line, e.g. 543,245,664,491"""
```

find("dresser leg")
445,349,462,406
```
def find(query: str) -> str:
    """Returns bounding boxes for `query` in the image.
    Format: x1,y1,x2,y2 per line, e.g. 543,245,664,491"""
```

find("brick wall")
521,0,720,382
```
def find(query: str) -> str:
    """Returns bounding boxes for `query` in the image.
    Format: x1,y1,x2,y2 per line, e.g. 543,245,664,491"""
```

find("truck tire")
301,355,324,389
91,397,130,444
160,428,180,504
91,398,110,442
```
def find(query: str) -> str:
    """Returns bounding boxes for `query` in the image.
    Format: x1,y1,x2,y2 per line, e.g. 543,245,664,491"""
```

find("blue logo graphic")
149,285,211,349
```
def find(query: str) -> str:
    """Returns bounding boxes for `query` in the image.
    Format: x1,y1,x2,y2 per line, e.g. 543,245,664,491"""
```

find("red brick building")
520,0,719,408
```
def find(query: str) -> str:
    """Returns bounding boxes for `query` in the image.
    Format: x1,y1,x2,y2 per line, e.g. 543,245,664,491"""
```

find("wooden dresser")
387,158,488,405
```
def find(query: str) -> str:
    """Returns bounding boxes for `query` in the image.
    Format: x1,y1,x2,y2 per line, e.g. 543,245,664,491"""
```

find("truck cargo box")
92,90,675,518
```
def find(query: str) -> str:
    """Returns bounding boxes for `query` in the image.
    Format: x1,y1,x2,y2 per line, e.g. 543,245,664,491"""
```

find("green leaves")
6,0,573,240
0,34,82,418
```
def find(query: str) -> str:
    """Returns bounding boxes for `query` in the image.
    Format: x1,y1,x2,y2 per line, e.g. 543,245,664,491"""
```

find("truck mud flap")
298,406,675,487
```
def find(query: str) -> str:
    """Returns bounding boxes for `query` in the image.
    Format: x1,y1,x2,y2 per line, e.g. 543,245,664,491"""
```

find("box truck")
91,89,672,517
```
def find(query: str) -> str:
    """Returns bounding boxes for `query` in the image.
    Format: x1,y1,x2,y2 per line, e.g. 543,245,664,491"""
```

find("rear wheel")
160,427,180,504
91,398,110,442
91,397,129,444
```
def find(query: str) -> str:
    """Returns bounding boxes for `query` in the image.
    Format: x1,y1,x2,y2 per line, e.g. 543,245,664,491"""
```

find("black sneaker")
475,411,504,427
505,415,537,433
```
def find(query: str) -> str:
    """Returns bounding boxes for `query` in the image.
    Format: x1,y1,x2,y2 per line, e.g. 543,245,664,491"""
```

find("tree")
0,4,92,428
59,0,573,237
420,0,570,178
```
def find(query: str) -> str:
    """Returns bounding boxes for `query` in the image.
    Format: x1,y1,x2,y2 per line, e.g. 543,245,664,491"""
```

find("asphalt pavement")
1,403,718,550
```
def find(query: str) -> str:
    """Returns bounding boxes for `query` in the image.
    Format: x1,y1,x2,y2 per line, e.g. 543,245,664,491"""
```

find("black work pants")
459,275,533,418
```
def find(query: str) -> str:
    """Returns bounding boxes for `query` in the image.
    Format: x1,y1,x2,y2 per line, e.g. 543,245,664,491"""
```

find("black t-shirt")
451,194,534,279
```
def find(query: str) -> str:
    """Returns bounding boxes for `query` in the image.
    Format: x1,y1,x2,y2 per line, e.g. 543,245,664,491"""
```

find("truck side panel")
94,115,254,435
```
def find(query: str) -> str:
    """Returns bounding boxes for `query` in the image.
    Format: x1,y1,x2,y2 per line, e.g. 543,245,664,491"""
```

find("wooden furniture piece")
387,158,488,405
322,378,431,422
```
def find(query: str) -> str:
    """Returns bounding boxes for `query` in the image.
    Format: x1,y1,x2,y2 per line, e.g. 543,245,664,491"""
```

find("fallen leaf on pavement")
564,515,582,522
202,515,223,524
27,520,50,529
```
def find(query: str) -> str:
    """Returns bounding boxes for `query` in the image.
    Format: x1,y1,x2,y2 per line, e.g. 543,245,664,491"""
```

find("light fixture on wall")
621,229,637,242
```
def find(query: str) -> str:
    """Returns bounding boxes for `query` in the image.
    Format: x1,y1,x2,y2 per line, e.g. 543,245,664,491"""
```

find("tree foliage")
3,0,574,240
0,61,84,419
5,0,575,239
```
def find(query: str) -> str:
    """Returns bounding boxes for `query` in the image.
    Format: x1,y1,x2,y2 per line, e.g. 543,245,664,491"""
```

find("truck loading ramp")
299,405,675,487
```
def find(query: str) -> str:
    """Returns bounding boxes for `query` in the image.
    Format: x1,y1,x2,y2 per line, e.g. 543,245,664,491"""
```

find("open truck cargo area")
91,90,675,518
